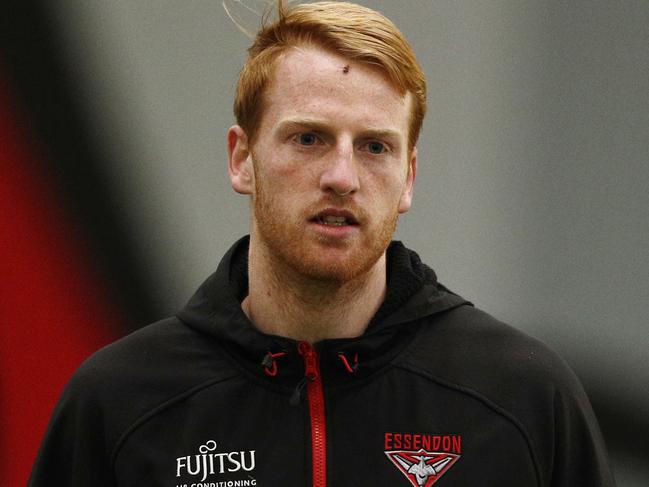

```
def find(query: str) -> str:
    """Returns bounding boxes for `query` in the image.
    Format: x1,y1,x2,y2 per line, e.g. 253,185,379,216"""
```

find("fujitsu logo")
176,440,256,482
384,432,461,487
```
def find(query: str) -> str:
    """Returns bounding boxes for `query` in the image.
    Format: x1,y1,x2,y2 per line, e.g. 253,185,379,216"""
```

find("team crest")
385,449,460,487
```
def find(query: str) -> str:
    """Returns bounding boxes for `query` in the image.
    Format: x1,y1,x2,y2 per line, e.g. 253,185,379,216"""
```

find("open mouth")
310,209,359,227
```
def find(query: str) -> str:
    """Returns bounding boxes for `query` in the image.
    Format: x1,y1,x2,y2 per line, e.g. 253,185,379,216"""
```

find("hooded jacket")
29,237,615,487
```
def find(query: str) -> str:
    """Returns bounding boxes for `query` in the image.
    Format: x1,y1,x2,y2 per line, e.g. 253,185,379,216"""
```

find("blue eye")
367,141,386,154
297,133,318,145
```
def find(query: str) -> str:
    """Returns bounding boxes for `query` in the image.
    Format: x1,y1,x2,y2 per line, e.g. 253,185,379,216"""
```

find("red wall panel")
1,68,123,485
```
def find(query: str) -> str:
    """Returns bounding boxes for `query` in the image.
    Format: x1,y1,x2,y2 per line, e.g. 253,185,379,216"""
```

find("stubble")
251,159,398,284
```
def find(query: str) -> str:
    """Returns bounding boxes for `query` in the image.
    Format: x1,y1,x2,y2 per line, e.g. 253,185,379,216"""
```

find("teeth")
321,215,348,225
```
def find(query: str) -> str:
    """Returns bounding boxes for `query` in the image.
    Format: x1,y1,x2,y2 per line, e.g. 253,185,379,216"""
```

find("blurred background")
2,0,647,484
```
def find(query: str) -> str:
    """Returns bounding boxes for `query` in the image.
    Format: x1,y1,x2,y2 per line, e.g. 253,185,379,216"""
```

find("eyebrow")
277,117,331,133
277,117,402,140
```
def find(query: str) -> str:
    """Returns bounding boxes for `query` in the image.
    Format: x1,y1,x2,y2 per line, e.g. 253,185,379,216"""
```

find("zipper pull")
290,378,307,406
291,342,319,406
298,341,319,381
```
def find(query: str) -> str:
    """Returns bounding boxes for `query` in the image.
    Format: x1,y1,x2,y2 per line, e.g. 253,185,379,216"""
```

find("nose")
319,140,359,197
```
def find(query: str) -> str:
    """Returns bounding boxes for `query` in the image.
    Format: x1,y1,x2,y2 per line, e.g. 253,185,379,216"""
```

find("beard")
251,162,398,283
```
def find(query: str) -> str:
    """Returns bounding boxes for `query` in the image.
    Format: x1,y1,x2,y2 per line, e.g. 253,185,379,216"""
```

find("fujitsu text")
176,441,256,482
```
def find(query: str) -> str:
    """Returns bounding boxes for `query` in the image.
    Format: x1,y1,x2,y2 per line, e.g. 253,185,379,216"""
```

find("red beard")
251,163,398,283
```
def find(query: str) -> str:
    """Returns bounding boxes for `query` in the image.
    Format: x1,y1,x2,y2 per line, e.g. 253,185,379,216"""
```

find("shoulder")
398,305,613,485
59,317,237,451
30,318,239,485
71,316,233,393
402,305,580,397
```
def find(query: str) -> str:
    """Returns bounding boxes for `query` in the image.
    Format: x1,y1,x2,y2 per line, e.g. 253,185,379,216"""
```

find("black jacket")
29,237,615,486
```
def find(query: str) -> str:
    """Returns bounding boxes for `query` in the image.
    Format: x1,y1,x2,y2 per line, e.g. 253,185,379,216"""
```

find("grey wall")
48,1,648,484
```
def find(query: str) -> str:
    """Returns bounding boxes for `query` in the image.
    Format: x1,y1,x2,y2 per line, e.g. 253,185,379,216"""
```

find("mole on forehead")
342,65,350,74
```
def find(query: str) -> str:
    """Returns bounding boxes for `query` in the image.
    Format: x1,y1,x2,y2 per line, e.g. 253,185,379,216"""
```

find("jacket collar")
177,236,469,387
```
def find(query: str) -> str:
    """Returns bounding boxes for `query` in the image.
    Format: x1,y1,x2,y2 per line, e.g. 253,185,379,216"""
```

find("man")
30,1,615,486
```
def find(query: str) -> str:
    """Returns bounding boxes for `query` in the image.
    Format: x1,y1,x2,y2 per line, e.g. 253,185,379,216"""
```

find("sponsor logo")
384,433,461,487
175,440,256,486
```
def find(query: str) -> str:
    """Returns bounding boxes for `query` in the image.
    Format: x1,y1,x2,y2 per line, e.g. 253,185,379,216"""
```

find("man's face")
230,46,416,282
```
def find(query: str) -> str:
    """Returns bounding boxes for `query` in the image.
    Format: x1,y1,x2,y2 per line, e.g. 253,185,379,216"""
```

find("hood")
177,236,470,385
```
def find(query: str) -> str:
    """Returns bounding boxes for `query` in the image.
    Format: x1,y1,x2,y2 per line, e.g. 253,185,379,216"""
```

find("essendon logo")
384,433,461,487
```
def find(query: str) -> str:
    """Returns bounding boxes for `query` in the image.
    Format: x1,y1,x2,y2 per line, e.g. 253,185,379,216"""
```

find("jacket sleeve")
545,364,616,487
28,362,116,487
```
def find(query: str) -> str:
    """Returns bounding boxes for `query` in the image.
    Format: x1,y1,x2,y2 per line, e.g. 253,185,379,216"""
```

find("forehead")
259,46,412,134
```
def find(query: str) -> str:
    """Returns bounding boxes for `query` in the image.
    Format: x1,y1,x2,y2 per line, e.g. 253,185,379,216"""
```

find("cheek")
273,160,319,191
255,163,314,204
368,169,409,207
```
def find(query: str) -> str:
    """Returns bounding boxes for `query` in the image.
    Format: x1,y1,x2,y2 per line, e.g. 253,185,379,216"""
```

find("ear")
398,146,417,214
227,125,254,195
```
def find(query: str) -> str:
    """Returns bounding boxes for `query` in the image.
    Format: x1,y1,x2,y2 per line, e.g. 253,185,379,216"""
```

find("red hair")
233,1,427,150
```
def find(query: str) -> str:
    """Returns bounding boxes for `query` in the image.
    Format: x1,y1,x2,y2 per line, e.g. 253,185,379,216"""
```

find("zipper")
298,341,327,487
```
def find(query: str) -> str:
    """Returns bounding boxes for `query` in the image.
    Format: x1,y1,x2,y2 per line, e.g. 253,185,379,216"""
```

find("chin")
264,231,392,284
292,250,378,283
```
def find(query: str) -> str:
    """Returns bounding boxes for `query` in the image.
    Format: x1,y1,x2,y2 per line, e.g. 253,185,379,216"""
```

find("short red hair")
233,1,427,151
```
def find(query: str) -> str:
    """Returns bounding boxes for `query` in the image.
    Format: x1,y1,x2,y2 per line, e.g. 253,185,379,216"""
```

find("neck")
242,238,387,344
